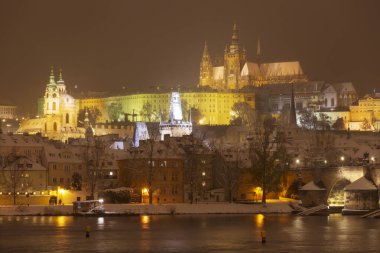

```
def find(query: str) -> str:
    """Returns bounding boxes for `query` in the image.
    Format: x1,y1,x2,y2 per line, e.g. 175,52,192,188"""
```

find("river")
0,214,379,252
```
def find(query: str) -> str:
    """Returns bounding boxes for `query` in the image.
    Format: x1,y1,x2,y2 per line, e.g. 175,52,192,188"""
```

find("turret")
57,68,66,93
229,23,239,53
48,66,56,86
256,38,261,63
199,41,214,87
289,84,297,127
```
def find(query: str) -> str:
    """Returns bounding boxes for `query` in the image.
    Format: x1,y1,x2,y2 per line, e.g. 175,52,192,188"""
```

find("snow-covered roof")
213,66,224,80
344,177,377,191
0,133,46,147
260,61,304,78
300,181,326,191
17,118,45,134
241,62,260,77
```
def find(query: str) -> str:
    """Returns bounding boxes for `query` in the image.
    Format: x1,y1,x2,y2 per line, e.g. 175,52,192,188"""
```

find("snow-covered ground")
0,200,293,216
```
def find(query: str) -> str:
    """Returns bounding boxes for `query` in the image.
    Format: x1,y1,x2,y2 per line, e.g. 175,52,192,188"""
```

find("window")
331,98,335,107
52,102,56,110
53,122,57,132
66,113,69,124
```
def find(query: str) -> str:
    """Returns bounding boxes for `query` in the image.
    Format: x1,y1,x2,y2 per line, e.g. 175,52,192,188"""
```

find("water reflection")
140,215,150,230
56,216,68,227
1,215,379,253
255,214,264,228
97,217,105,229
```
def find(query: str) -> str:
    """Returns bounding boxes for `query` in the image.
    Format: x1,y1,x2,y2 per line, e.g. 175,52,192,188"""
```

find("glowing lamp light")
25,192,28,195
296,159,300,164
58,189,65,195
99,198,104,204
109,171,113,176
324,160,327,164
371,157,375,162
142,188,149,195
202,172,206,176
340,156,345,161
0,192,2,195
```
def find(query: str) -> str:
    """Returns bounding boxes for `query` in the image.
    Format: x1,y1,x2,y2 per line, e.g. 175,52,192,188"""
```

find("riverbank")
0,200,293,216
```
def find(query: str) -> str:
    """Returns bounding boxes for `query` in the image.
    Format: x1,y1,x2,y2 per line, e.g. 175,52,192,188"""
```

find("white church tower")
159,92,192,140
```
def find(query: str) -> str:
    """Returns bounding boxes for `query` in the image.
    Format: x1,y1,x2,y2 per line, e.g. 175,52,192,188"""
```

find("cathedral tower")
199,41,214,87
224,23,247,90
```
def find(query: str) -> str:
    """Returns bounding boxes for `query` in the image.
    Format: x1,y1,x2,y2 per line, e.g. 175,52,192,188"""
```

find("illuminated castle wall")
78,91,255,126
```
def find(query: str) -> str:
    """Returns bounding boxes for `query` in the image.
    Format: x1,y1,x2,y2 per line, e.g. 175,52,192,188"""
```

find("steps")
298,204,328,216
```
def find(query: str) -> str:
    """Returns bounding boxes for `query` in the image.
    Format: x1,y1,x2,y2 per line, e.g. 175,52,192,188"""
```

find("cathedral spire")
202,41,209,58
256,37,261,62
58,68,64,83
230,22,239,53
49,66,56,85
289,84,297,127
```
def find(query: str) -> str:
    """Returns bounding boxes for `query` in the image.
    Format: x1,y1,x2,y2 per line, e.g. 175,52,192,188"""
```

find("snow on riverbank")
0,200,293,216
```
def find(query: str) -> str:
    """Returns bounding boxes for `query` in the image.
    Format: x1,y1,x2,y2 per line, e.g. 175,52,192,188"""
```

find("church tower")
42,67,77,139
224,23,247,90
43,67,62,135
199,41,214,87
44,67,60,116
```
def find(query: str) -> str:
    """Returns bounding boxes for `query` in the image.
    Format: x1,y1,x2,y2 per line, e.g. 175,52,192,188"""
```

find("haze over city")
1,0,380,113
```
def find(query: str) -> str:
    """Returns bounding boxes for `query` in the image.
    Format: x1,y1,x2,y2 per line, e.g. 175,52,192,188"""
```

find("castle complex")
14,24,380,142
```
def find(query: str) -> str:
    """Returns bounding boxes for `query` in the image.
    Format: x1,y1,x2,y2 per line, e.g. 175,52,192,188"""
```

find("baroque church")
199,23,308,90
18,67,84,141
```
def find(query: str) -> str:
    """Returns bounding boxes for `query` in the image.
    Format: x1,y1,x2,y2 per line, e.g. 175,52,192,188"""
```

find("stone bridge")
286,166,370,206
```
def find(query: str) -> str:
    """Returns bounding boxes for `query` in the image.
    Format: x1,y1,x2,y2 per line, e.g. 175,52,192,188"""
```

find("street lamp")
58,188,65,205
340,156,345,167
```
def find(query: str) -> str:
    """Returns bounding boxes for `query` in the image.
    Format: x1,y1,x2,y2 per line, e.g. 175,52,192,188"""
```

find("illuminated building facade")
349,93,380,131
79,90,255,126
0,104,17,119
199,23,308,90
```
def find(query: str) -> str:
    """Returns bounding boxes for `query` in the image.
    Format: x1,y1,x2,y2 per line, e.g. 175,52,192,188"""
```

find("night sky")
1,0,380,114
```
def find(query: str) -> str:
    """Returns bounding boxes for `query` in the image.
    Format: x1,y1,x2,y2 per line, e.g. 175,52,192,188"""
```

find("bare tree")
1,153,28,205
145,123,161,204
230,102,256,127
84,137,107,199
214,144,245,203
181,135,209,204
248,116,290,204
299,110,317,129
140,102,160,122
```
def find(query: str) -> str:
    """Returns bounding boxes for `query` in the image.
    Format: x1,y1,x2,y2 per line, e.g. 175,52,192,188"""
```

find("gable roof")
300,181,326,191
345,177,377,191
